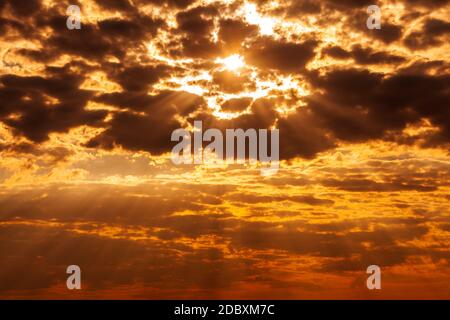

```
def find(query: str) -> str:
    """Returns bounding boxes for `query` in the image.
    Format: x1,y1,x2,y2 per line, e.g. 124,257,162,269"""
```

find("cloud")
322,45,406,65
221,98,253,112
218,18,259,52
245,38,318,72
0,0,449,299
321,178,438,192
87,90,204,154
0,69,107,142
404,18,450,49
104,63,173,92
212,70,254,93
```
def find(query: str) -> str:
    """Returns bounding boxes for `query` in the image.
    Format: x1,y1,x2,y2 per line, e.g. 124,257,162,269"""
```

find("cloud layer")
0,0,449,298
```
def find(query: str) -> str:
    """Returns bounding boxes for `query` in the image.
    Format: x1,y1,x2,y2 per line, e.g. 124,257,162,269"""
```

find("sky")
0,0,449,299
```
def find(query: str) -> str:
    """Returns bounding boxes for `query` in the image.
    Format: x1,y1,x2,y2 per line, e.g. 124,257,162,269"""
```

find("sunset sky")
0,0,449,299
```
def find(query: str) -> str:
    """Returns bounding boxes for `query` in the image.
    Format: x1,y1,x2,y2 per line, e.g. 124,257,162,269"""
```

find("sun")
216,54,245,71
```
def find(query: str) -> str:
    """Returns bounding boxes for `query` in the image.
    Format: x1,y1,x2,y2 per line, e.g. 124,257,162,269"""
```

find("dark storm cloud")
94,0,135,13
245,38,318,72
276,65,450,159
325,69,445,138
40,13,164,61
176,5,218,36
98,16,163,39
87,91,205,154
0,141,73,162
367,22,404,44
278,108,336,159
194,97,279,133
340,8,404,45
90,86,204,150
1,3,164,63
0,0,42,16
86,110,182,154
274,0,372,13
324,0,372,8
283,0,322,17
350,45,406,65
0,16,27,37
360,1,448,46
170,4,225,58
321,45,352,59
178,35,221,58
322,45,406,65
218,18,259,52
48,24,119,60
0,0,45,40
104,63,174,92
0,67,107,142
404,18,450,50
94,91,162,110
402,0,450,7
221,97,253,112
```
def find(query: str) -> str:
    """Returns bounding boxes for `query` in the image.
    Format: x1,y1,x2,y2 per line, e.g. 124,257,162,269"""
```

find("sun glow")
242,3,275,35
216,54,245,71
